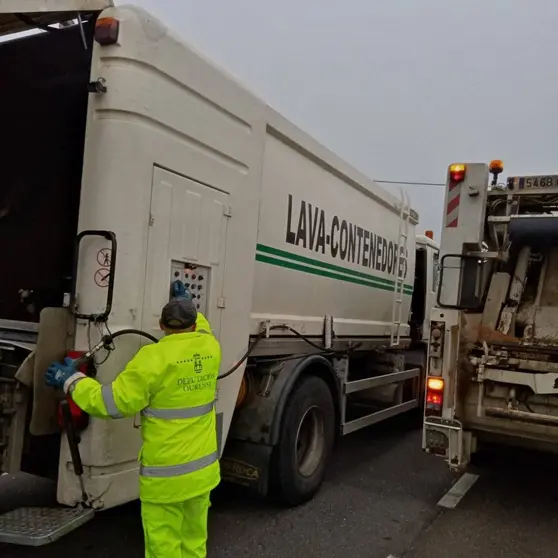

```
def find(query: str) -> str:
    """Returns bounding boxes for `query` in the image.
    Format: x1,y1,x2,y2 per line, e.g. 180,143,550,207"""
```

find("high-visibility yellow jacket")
69,313,221,503
195,312,212,335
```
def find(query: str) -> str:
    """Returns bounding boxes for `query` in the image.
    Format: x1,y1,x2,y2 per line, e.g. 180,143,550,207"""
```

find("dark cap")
160,298,197,330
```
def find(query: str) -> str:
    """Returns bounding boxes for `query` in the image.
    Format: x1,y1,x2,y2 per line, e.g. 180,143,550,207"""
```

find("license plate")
509,175,558,190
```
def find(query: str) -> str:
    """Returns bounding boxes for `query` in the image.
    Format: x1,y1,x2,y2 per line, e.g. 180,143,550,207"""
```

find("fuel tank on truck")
250,117,417,341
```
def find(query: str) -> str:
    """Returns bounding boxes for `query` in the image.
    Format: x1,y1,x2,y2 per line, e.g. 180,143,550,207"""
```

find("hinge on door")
149,214,155,226
223,206,232,218
217,297,227,309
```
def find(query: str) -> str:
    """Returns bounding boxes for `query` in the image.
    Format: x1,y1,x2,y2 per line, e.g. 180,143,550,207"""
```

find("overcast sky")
129,0,558,236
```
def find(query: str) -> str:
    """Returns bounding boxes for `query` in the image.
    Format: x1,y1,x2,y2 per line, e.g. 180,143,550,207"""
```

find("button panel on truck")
170,261,210,315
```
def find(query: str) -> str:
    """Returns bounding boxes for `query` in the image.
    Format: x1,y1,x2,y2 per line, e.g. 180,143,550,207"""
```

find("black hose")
90,324,355,381
217,324,359,379
280,325,336,351
108,329,159,344
75,328,159,369
217,325,306,380
92,326,263,380
217,330,267,380
93,325,261,381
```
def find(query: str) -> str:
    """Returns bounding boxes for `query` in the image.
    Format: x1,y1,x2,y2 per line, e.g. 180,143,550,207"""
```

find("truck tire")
271,375,335,506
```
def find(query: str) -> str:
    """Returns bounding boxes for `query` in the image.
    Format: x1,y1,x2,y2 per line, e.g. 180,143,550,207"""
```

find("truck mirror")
70,230,117,322
437,253,487,310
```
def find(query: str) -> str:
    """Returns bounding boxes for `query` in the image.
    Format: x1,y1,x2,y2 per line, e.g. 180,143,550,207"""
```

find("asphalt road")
0,414,454,558
8,421,558,558
407,445,558,558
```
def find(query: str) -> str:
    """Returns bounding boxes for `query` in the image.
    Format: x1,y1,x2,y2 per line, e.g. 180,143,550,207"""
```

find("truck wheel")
271,375,335,506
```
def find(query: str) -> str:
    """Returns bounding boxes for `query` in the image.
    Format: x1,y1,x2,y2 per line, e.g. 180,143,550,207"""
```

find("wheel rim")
295,405,325,478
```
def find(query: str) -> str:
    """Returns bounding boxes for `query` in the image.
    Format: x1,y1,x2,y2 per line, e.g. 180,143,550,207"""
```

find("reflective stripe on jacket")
71,317,221,503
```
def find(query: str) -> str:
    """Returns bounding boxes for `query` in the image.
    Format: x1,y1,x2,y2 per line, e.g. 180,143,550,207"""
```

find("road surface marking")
438,472,479,509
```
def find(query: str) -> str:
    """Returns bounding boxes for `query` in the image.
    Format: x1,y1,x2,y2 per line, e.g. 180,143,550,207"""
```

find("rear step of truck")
0,506,94,546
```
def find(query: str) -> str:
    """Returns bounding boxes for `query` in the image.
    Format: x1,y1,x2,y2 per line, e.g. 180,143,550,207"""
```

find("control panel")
170,261,210,315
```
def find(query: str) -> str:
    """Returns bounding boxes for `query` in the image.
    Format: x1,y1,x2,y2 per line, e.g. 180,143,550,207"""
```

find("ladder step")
0,506,94,546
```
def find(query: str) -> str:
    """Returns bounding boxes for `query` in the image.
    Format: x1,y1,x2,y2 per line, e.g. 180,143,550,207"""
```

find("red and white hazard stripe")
445,181,460,228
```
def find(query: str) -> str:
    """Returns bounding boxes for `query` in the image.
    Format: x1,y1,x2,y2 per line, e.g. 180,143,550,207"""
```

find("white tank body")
251,118,417,339
0,4,420,508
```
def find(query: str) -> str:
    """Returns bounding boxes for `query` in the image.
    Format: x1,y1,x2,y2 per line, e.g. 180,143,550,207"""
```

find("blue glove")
45,357,77,389
172,280,185,298
173,280,193,300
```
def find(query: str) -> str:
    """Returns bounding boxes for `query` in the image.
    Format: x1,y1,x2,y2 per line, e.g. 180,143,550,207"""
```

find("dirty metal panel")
476,325,520,345
482,368,558,395
531,307,558,342
481,272,510,331
539,249,558,307
0,506,94,546
479,355,558,375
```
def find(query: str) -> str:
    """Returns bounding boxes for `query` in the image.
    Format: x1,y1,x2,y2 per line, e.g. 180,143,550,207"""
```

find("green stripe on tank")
255,245,414,295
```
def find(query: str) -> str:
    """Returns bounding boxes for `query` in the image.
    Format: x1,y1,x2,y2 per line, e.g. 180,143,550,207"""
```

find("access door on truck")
142,168,230,337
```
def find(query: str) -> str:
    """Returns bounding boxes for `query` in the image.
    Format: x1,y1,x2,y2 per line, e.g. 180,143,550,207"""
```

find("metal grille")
0,506,94,546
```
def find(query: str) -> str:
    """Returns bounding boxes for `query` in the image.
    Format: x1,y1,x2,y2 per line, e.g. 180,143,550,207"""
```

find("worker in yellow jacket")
46,298,221,558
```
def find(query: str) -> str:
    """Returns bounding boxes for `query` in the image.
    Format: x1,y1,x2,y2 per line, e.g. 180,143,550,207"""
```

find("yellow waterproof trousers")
142,493,211,558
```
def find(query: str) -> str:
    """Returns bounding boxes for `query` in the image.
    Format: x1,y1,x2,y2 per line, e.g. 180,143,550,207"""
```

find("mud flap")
23,308,75,436
220,439,273,497
0,506,94,546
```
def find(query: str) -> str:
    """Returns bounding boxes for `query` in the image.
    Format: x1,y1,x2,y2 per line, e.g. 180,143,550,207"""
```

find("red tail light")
57,351,90,432
449,163,466,184
425,377,444,416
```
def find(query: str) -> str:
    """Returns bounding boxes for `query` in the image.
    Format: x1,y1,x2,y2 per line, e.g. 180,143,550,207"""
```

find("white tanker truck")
0,1,438,546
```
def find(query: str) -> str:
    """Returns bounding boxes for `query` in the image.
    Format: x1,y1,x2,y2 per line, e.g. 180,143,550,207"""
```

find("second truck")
0,1,438,545
423,160,558,471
